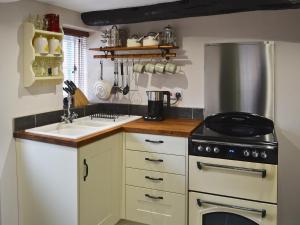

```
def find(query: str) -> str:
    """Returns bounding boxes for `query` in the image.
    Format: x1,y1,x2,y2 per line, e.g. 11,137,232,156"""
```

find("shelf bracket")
161,48,171,60
110,50,115,61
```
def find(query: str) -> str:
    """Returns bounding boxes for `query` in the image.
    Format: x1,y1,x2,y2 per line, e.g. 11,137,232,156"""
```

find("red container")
45,14,60,32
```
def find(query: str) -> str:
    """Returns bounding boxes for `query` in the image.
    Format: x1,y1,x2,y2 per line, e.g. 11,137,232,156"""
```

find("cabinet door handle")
145,139,164,144
145,157,164,163
145,176,163,181
197,199,267,218
83,159,89,181
145,194,164,200
197,161,267,178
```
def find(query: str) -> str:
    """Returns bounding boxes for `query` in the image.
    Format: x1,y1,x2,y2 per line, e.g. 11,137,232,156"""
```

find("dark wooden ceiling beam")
81,0,300,26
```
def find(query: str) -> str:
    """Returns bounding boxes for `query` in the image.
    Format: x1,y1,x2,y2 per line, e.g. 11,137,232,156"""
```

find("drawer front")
189,192,277,225
126,150,186,175
189,156,277,203
126,168,186,194
126,186,186,225
126,133,186,156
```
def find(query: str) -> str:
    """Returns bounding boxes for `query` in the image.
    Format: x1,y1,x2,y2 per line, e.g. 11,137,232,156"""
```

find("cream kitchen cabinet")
124,133,188,225
16,133,122,225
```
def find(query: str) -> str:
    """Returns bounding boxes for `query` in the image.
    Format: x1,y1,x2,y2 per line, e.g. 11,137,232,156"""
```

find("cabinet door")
79,134,122,225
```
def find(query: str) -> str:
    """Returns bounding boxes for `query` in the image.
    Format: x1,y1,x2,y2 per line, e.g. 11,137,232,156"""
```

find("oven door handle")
197,199,267,218
197,162,267,178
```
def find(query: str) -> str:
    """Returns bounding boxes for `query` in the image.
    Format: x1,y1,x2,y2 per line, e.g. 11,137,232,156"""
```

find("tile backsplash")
14,103,203,131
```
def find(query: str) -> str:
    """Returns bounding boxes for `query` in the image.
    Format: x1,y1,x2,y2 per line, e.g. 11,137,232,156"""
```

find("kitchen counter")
14,118,202,148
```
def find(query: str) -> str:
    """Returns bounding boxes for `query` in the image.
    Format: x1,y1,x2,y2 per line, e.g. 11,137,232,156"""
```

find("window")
63,28,89,95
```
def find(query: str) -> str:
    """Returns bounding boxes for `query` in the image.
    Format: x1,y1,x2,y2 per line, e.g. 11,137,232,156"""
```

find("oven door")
189,192,277,225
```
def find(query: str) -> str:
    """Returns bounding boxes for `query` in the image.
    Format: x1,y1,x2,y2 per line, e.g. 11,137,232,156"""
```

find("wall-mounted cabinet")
23,22,64,87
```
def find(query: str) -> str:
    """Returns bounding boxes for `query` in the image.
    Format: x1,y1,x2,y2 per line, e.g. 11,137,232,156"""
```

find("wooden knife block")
73,88,89,107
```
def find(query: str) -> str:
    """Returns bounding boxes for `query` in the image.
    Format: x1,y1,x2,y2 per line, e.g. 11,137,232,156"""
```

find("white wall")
0,1,89,225
275,42,300,225
87,9,300,225
1,1,300,224
87,9,300,109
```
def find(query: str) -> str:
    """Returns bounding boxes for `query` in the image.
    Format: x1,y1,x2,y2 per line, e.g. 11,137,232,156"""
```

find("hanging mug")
133,63,145,73
145,62,156,74
154,62,165,74
165,62,177,74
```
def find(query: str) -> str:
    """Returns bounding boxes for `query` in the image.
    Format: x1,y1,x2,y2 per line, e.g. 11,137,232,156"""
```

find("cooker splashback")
204,42,274,119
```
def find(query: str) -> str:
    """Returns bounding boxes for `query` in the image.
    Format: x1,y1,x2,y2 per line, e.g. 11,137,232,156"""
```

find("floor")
116,219,146,225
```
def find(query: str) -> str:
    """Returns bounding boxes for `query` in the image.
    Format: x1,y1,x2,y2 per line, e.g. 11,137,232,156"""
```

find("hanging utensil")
113,59,118,87
120,60,124,89
123,59,130,95
94,60,112,100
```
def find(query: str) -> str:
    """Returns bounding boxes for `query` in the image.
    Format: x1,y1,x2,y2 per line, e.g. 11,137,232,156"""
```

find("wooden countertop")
14,118,202,148
122,118,202,137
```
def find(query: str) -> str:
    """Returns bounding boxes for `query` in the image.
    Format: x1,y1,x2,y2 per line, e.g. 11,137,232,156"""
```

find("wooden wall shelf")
89,45,178,60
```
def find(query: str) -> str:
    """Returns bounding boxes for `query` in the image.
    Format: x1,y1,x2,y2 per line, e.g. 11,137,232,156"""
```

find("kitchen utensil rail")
89,45,178,51
94,53,176,60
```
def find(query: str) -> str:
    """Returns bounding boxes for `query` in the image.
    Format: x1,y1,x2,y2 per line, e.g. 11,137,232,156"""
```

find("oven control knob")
252,150,259,158
213,147,220,154
205,146,212,153
243,150,250,157
260,151,268,159
197,145,204,152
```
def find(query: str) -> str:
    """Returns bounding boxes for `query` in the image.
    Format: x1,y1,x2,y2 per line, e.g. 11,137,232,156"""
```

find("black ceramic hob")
189,112,278,165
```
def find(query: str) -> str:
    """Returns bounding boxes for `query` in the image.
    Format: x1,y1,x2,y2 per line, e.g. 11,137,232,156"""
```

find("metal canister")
110,25,121,47
162,25,176,46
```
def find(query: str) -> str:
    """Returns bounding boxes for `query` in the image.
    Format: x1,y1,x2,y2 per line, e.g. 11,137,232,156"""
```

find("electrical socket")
171,89,183,100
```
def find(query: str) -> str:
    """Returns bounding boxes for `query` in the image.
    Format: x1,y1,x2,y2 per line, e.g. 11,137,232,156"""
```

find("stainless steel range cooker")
188,42,277,225
189,112,278,225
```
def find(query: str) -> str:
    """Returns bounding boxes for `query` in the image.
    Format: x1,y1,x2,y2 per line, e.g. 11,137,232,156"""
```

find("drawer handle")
145,158,164,163
197,199,267,218
145,176,164,181
145,194,164,200
197,161,267,178
145,139,164,144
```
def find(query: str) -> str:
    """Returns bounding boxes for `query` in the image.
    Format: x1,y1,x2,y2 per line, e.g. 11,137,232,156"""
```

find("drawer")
126,133,186,156
126,150,186,175
189,156,277,203
126,168,186,194
126,185,186,225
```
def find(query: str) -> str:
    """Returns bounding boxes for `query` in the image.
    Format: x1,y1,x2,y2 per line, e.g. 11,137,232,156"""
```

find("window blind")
63,35,88,95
